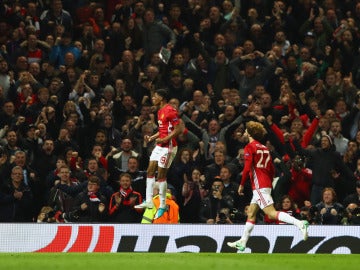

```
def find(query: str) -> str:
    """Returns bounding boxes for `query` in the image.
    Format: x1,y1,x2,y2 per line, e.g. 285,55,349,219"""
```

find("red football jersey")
157,104,180,147
241,140,274,190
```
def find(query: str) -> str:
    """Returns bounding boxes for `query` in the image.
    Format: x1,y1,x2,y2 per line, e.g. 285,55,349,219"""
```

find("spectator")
110,0,133,24
299,9,333,59
115,156,147,199
343,140,359,171
229,50,276,101
82,157,100,180
0,58,13,96
66,175,107,222
294,134,356,205
112,94,137,131
342,202,360,225
2,129,23,157
90,38,111,69
88,7,110,39
54,127,80,158
204,149,238,185
45,155,66,190
0,101,17,130
265,195,301,224
11,150,39,210
122,17,143,51
329,118,349,156
199,177,233,224
142,8,176,64
24,1,41,36
185,52,216,93
0,165,34,222
127,116,156,162
31,138,56,180
18,124,38,163
219,165,244,214
10,71,42,109
167,69,185,103
97,113,122,149
18,33,50,64
107,137,139,172
104,22,125,68
47,164,81,216
288,155,312,208
110,50,141,94
314,187,344,225
78,22,96,53
95,167,114,204
49,32,80,68
87,144,108,171
180,167,207,223
343,180,360,208
40,0,73,38
68,71,95,106
24,87,53,123
36,205,59,223
108,172,142,223
167,147,198,199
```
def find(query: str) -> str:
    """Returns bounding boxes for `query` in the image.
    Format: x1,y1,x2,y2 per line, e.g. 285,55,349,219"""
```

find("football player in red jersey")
135,89,184,218
228,121,309,251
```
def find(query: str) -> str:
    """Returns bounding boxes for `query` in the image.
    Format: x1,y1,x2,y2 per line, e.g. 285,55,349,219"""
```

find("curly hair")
246,121,266,141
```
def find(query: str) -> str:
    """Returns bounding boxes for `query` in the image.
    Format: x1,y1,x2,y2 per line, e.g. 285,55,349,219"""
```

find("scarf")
88,191,100,202
120,187,133,206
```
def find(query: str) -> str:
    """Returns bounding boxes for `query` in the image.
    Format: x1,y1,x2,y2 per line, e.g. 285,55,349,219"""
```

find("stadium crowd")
0,0,360,225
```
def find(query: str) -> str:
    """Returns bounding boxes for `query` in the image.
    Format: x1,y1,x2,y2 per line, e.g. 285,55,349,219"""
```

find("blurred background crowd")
0,0,360,225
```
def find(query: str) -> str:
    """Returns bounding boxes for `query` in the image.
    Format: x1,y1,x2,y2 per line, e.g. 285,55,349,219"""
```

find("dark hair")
127,156,139,163
155,88,170,101
88,175,100,185
276,195,297,212
119,172,132,181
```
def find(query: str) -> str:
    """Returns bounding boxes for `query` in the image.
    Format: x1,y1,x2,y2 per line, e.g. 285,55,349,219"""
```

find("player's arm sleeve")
240,148,252,186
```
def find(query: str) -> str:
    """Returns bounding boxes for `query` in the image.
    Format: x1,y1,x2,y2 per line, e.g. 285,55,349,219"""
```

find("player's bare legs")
228,204,309,251
135,161,157,209
264,204,309,241
155,167,168,218
227,204,257,251
228,203,258,251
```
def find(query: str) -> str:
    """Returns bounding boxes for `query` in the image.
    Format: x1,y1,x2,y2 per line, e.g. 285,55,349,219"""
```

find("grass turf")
0,253,358,270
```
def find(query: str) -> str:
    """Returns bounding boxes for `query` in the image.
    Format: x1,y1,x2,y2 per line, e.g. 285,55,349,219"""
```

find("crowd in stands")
0,0,360,225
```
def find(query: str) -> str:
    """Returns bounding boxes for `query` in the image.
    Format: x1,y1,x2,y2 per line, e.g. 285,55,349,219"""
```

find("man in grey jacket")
142,8,176,65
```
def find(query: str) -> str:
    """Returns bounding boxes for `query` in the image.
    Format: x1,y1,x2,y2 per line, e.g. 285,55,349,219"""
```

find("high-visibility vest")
141,194,180,224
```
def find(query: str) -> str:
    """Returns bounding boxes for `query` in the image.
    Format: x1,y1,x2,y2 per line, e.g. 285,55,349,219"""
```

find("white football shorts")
250,188,274,209
149,145,178,168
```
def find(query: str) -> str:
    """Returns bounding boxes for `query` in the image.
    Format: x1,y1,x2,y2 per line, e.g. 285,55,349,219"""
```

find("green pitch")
0,253,358,270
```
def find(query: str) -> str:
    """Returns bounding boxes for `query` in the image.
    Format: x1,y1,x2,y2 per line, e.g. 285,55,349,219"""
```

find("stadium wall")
1,224,359,253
